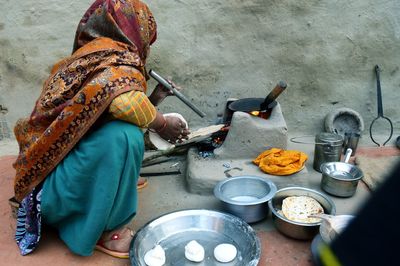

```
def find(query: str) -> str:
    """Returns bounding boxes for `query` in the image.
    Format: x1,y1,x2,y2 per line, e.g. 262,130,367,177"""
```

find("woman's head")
73,0,157,62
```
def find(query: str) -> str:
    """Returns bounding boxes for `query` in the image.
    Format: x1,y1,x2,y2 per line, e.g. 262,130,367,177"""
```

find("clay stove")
185,101,289,194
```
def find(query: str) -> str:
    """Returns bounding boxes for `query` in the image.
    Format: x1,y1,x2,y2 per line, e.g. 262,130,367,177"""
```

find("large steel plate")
130,209,260,266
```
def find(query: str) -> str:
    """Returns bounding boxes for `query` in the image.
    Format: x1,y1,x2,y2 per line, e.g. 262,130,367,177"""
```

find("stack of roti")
281,196,324,223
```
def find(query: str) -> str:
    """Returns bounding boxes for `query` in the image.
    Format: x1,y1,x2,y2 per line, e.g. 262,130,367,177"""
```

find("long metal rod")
149,69,206,118
375,65,383,117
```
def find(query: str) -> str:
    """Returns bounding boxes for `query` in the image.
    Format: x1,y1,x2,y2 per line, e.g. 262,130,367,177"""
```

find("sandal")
137,176,148,190
95,228,134,259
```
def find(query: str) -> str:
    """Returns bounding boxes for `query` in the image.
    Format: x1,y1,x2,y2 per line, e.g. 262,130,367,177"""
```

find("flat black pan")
229,98,277,112
228,81,286,112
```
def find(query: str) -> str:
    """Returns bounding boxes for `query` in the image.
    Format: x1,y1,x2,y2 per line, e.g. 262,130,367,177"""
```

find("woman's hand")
158,116,190,144
148,113,190,144
148,79,181,106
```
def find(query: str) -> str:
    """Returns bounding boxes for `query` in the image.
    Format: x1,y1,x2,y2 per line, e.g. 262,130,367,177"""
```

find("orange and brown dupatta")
13,0,157,202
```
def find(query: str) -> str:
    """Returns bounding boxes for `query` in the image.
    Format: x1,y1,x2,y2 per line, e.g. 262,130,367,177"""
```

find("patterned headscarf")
13,0,157,201
73,0,157,62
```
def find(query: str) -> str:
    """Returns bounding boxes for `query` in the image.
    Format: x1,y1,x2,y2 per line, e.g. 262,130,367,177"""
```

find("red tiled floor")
258,231,313,266
0,156,128,266
356,146,400,157
1,154,315,265
2,146,387,265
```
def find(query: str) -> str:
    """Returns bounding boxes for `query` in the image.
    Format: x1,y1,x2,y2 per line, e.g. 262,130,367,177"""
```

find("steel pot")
214,176,277,223
313,132,343,172
268,187,336,240
320,149,364,197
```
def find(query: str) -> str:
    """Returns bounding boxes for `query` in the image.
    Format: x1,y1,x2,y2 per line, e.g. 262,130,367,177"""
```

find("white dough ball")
214,243,237,263
185,240,205,262
144,245,166,266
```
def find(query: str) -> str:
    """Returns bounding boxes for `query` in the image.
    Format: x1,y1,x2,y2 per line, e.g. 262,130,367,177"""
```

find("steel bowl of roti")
268,187,336,240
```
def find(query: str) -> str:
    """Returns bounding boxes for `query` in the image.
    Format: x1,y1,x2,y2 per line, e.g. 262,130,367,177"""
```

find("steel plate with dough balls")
129,209,260,266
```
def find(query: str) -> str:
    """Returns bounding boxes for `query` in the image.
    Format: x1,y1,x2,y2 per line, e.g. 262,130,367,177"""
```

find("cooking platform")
185,102,299,194
186,150,309,195
214,103,288,159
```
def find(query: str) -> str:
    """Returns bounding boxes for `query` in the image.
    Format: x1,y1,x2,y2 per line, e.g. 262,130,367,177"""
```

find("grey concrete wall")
1,0,399,142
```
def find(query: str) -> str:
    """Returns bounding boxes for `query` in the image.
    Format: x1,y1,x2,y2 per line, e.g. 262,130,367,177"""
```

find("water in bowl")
231,196,259,202
332,171,353,179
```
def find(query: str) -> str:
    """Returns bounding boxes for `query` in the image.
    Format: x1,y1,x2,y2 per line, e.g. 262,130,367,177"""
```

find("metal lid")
316,132,343,145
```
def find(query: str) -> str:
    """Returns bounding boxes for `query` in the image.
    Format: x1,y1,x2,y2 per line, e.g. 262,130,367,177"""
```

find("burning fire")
250,111,260,116
249,110,270,119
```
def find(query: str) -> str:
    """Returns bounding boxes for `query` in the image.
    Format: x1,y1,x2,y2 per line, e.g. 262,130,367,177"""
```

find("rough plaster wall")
0,0,90,135
1,0,399,140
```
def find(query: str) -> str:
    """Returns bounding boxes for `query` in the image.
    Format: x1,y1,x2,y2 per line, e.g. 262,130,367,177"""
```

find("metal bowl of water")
320,162,364,197
214,176,277,223
130,209,260,266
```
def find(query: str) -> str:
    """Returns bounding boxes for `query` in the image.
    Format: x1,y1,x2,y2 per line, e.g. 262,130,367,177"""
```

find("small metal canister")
313,133,343,172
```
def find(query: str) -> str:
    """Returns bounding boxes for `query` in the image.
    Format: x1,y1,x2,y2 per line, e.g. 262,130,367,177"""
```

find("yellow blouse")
109,90,157,127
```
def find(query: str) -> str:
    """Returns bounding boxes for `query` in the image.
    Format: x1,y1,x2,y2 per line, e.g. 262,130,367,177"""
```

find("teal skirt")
41,121,144,256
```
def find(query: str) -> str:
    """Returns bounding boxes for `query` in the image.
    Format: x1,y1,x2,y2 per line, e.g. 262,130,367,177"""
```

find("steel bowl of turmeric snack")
268,187,336,240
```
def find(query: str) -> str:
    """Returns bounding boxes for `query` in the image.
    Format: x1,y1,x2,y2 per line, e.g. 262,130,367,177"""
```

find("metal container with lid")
313,133,343,172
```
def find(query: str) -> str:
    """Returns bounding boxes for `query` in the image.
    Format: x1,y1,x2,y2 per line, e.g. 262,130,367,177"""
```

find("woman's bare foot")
137,176,148,190
96,227,134,258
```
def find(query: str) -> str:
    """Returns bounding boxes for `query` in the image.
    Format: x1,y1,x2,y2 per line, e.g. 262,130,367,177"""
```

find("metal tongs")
149,70,206,118
369,65,393,146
